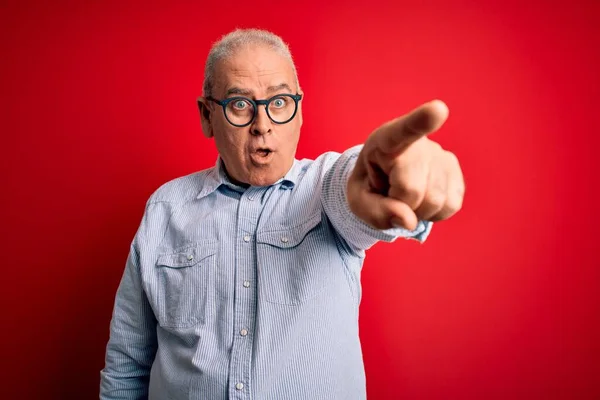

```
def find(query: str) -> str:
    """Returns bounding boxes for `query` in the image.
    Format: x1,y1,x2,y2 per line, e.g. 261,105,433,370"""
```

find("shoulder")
294,150,345,179
294,146,364,182
132,168,215,244
305,146,363,169
146,167,215,205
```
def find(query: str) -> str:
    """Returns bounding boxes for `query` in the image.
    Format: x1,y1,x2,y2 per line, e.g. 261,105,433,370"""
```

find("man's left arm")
322,100,465,253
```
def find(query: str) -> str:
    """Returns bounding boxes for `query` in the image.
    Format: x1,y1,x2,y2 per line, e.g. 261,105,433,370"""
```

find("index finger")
374,99,449,154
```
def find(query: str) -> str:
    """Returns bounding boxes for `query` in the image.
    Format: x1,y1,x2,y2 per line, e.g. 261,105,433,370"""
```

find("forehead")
213,45,296,96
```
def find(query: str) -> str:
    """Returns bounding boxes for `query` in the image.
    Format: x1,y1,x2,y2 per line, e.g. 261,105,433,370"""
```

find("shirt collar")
196,156,301,200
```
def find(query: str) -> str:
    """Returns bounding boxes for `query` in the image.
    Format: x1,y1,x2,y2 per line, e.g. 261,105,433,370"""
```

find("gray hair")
202,28,299,97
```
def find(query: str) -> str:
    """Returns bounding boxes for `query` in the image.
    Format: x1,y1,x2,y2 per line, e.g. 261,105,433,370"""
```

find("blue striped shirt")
100,145,432,400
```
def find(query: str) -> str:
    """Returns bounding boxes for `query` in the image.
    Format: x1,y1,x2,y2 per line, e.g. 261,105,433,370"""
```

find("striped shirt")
100,144,432,400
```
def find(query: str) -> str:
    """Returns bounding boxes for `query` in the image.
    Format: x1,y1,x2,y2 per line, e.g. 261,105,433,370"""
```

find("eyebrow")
267,83,293,93
225,83,294,97
225,87,253,96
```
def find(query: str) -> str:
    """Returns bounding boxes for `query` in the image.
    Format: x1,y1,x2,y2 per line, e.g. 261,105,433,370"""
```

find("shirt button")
243,235,251,242
240,328,248,336
243,281,250,288
248,196,254,201
187,254,194,261
235,383,244,390
280,236,289,243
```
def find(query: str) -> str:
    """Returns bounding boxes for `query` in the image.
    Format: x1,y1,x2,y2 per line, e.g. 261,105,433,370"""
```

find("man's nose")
251,105,272,136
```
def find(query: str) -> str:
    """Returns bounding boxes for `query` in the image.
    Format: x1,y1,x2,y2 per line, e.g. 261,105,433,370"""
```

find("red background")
2,1,599,399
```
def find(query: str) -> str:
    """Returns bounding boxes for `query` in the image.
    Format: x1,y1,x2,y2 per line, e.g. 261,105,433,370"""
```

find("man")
100,28,464,400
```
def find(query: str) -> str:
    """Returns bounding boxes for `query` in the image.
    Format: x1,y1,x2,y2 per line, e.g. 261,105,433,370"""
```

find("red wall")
2,1,599,399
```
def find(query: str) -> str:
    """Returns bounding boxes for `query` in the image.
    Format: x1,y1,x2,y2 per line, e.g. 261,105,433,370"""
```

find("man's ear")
297,90,304,128
197,97,214,138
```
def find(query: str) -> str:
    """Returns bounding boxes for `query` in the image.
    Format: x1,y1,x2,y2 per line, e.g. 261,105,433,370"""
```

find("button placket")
229,187,264,399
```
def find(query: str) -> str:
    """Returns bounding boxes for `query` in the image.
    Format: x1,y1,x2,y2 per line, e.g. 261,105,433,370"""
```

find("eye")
232,100,249,110
271,97,287,108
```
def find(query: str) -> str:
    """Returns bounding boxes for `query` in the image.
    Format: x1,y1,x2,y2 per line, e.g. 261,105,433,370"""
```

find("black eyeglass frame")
202,93,303,127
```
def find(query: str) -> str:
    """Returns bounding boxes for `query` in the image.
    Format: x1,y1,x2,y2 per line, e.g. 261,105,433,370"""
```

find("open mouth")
250,147,275,165
256,148,272,157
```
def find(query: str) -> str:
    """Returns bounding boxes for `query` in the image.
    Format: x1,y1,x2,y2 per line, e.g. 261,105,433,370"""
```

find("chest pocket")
155,241,218,328
256,213,334,305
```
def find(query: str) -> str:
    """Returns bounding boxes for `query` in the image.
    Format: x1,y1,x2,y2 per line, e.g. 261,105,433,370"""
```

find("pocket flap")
257,213,322,248
157,242,218,268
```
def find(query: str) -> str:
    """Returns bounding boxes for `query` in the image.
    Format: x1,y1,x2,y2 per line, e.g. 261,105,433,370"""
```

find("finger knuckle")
396,181,424,199
430,140,443,152
425,190,446,209
445,150,462,169
446,192,464,213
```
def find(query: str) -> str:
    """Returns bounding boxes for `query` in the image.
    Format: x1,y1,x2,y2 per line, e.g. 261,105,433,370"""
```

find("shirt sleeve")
321,144,433,254
99,235,158,399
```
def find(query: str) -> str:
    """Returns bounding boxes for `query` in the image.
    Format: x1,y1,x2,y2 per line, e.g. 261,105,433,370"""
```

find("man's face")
199,44,303,187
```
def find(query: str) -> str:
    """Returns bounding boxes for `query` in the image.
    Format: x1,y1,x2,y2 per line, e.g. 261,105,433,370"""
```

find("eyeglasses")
204,93,302,127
